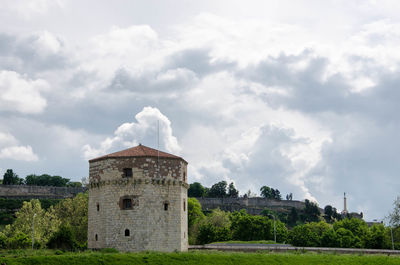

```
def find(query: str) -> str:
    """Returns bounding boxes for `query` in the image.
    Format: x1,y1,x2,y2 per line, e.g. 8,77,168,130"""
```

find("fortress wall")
196,197,307,215
0,185,87,199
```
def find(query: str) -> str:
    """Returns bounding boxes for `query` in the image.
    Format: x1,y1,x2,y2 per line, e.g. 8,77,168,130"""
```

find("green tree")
260,186,272,198
227,182,239,198
288,207,298,226
324,205,333,223
302,199,320,222
260,186,281,200
3,169,23,185
208,181,227,198
2,199,61,247
321,228,339,247
364,224,391,249
25,174,70,187
54,192,88,244
288,224,320,247
188,198,205,229
188,182,206,197
389,196,400,227
47,224,78,251
336,228,357,248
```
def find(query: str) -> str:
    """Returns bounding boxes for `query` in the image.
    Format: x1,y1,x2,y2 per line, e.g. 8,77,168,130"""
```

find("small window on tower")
164,202,169,211
183,172,186,182
123,168,133,178
125,229,130,237
96,203,100,211
123,198,132,209
95,234,98,241
183,199,186,211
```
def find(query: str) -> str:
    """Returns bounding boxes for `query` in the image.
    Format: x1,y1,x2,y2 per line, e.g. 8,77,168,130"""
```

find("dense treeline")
0,198,61,225
188,198,400,249
0,193,88,250
2,169,82,187
0,194,400,251
188,181,285,200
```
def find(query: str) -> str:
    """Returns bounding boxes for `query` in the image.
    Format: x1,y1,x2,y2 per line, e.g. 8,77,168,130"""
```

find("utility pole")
32,213,37,250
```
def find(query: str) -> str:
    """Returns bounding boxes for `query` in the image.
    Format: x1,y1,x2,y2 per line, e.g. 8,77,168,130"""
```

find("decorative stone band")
89,178,189,189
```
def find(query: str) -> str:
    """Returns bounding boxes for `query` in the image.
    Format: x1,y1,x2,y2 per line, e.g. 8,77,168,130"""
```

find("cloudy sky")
1,0,400,221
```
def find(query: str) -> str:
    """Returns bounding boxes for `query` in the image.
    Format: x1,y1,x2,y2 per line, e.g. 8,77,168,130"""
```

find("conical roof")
89,144,186,163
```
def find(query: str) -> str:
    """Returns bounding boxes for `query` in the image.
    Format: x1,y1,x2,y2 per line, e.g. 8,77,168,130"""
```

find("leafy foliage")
25,174,71,187
2,169,24,185
227,182,239,198
54,192,88,244
207,181,227,198
260,186,282,200
188,182,206,197
47,225,78,251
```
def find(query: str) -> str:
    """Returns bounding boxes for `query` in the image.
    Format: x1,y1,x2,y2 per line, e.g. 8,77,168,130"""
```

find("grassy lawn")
0,250,399,265
209,240,278,244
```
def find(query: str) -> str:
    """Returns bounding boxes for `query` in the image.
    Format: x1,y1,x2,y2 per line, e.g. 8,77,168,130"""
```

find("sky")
0,0,400,221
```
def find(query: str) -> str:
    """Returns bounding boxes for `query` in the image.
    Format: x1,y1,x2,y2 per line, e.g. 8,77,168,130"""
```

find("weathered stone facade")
0,185,86,199
88,145,188,252
196,197,318,215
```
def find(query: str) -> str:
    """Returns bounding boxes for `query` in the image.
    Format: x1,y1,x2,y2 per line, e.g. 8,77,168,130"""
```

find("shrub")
47,225,78,251
7,232,30,249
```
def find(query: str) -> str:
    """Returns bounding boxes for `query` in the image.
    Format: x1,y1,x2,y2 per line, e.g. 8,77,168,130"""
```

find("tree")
288,207,298,226
324,205,333,223
389,196,400,227
260,186,281,200
2,169,23,185
47,224,78,251
302,199,320,222
188,198,205,229
188,182,206,197
208,181,227,198
25,174,70,187
260,186,272,198
1,199,61,247
286,193,293,200
54,192,88,244
227,182,239,198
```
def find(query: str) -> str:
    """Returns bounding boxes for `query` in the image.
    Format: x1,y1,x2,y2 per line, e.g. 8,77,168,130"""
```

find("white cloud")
0,70,49,114
0,131,38,161
83,107,181,160
0,146,38,161
0,0,64,19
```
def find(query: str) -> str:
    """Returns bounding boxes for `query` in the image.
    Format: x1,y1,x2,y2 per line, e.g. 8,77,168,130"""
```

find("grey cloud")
165,48,236,77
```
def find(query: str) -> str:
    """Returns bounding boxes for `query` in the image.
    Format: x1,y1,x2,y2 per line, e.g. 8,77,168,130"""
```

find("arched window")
95,234,98,241
125,229,130,237
164,202,169,211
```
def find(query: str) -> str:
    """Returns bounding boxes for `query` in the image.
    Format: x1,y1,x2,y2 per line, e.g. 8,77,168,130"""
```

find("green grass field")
0,250,400,265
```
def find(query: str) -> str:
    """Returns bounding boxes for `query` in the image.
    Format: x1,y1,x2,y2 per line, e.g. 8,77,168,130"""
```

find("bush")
288,225,320,247
47,225,78,251
7,232,30,249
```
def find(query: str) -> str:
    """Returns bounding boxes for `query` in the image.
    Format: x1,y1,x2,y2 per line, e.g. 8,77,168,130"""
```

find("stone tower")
87,144,188,252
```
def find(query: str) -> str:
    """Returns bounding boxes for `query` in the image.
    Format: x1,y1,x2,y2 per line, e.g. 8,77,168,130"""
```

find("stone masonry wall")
196,197,309,215
0,185,87,199
88,156,188,252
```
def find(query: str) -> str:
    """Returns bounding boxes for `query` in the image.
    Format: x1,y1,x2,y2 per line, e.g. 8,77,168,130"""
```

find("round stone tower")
87,144,188,252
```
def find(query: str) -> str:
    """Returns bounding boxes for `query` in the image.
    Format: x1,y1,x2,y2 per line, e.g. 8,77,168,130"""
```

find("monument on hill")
87,144,188,252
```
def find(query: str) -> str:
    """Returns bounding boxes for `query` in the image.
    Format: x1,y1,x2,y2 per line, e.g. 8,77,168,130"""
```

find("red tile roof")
89,144,187,163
